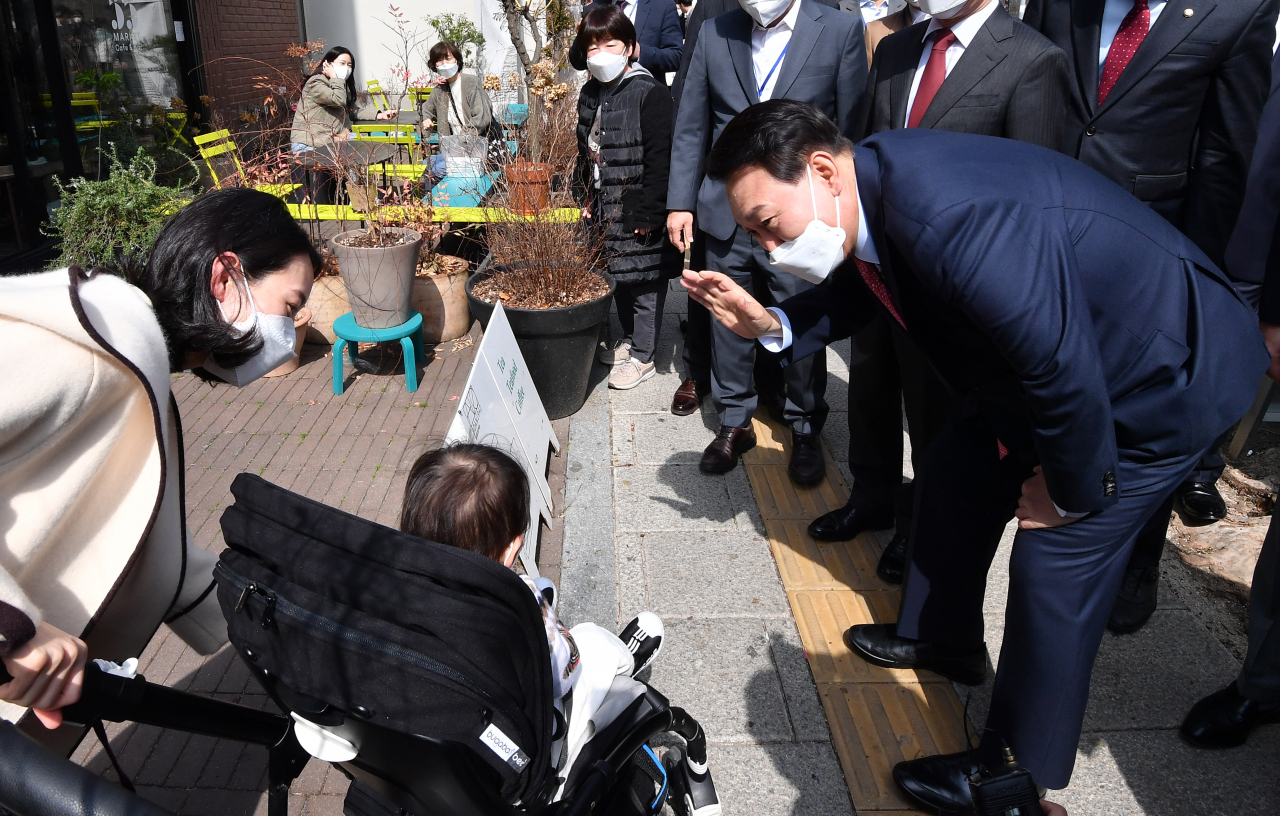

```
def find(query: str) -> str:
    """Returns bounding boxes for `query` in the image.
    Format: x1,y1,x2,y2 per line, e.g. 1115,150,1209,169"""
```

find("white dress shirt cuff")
1053,501,1089,519
758,307,793,352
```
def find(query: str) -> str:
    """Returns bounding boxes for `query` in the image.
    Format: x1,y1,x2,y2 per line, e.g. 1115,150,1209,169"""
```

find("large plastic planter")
466,264,616,420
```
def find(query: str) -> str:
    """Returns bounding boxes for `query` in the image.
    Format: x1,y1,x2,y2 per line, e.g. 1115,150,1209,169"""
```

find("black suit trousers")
1241,506,1280,702
845,311,956,521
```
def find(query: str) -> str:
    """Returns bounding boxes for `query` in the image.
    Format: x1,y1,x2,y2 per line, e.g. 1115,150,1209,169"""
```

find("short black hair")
401,443,530,562
706,99,854,183
573,5,638,56
428,41,464,72
135,188,320,373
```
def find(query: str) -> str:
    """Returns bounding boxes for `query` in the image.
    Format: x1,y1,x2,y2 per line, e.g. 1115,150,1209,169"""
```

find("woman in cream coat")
0,189,319,746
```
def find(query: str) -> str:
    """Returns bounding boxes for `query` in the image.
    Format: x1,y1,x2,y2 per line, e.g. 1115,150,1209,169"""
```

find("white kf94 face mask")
767,166,848,284
331,63,352,81
202,276,298,387
738,0,794,27
915,0,967,18
435,62,459,79
586,51,629,83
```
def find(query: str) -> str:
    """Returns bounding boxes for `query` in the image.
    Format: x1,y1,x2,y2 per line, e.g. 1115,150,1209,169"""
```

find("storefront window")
56,1,183,107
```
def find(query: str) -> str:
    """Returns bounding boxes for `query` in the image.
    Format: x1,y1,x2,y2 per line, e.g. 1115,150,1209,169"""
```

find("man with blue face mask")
666,0,867,482
684,99,1266,812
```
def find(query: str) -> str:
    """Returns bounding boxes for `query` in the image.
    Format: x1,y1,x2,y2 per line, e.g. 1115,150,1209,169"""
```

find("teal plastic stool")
332,310,424,395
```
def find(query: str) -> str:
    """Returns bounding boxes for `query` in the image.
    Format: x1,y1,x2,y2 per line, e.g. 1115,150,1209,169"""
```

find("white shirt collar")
756,0,803,33
922,0,998,48
851,174,879,265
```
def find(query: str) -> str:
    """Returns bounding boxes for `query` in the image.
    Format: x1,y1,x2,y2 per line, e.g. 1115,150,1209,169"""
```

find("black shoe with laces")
1107,564,1159,634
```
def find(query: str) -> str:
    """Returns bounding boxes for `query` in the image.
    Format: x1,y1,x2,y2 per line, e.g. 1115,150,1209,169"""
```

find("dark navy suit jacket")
569,0,685,77
778,129,1266,513
1228,47,1280,321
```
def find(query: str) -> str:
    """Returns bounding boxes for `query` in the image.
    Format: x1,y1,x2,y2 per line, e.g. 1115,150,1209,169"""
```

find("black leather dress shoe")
699,425,756,474
1106,564,1158,634
876,532,907,584
844,623,986,685
1181,683,1280,748
1178,481,1228,524
789,432,826,485
893,751,983,814
807,500,894,542
671,378,709,417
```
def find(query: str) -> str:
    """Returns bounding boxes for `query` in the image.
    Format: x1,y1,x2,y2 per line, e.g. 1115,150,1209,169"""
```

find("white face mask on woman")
738,0,793,27
768,166,848,284
586,51,629,83
915,0,966,18
331,63,352,82
202,276,297,387
435,61,459,79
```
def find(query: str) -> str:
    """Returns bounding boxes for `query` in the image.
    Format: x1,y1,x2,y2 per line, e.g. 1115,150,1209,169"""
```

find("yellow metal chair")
365,80,392,111
406,86,434,110
193,129,300,199
351,124,424,180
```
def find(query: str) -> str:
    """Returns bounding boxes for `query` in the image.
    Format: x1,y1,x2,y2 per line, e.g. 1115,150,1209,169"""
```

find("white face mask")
738,0,793,27
916,0,966,17
767,166,848,284
202,276,298,387
436,61,458,79
586,50,629,83
331,63,352,81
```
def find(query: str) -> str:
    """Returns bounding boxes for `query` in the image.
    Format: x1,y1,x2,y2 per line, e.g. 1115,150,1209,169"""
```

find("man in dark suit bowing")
684,99,1265,809
812,0,1073,581
569,0,685,78
667,0,866,482
1023,0,1279,633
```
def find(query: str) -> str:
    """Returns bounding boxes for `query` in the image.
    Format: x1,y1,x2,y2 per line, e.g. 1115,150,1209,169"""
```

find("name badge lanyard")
758,40,790,97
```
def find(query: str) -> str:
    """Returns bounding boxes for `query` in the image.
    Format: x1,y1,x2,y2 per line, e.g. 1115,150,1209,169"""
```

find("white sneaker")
619,611,664,675
609,357,656,390
597,339,633,366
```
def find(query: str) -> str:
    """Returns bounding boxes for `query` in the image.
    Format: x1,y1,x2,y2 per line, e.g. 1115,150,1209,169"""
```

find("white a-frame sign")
445,303,560,577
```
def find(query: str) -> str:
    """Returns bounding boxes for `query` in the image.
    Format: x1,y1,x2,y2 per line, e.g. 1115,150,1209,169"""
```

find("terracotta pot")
330,227,423,329
306,276,350,343
506,161,551,215
264,307,312,378
412,255,472,343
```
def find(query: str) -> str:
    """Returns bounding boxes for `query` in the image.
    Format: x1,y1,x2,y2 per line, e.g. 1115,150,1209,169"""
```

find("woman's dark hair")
573,5,637,58
310,46,357,113
706,99,854,183
428,41,464,72
136,188,321,373
400,444,530,562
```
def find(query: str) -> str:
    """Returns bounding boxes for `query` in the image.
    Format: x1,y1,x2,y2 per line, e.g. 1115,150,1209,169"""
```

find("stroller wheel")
663,746,722,816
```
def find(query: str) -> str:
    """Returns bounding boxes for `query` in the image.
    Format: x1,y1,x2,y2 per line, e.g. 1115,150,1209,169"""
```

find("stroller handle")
0,719,174,816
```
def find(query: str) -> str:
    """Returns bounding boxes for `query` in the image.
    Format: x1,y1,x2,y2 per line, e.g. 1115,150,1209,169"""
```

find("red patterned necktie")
907,29,957,129
854,258,905,328
1098,0,1150,104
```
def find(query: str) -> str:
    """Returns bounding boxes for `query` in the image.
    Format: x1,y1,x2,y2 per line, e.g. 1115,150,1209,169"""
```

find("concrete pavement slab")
614,464,742,533
638,530,791,617
704,743,854,816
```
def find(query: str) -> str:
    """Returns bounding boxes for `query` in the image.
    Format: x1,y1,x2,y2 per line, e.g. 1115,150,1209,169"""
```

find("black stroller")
0,474,719,816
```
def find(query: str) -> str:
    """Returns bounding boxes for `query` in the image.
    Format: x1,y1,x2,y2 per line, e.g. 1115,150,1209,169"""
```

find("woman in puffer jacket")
0,190,319,752
574,5,681,391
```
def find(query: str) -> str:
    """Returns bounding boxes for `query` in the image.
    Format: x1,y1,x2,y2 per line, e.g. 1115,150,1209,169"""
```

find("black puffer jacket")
575,67,681,284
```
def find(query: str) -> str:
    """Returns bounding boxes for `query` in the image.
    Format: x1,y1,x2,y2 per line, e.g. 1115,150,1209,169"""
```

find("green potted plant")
44,147,193,273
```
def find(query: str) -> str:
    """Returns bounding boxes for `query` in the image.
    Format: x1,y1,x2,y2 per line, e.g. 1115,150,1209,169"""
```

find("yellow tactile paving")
822,682,971,812
765,520,886,590
743,415,970,812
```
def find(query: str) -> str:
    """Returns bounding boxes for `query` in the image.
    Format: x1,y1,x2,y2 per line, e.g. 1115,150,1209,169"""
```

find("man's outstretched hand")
681,270,780,339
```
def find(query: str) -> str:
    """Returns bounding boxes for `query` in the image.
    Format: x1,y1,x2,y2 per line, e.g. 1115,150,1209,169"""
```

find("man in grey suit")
812,0,1073,580
666,0,868,479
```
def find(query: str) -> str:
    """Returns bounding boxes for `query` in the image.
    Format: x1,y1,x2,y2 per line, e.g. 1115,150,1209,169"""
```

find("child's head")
400,443,530,566
574,5,638,65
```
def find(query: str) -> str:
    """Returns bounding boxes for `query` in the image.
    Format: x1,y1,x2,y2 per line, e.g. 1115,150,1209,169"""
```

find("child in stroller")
399,444,667,786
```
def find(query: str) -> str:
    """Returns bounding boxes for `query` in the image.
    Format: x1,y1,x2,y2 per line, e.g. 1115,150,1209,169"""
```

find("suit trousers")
1239,506,1280,703
845,312,956,518
704,227,828,433
682,231,713,386
895,408,1205,787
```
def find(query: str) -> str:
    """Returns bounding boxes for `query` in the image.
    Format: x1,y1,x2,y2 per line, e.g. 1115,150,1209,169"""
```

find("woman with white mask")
422,41,495,182
573,5,681,391
0,190,318,751
290,46,395,154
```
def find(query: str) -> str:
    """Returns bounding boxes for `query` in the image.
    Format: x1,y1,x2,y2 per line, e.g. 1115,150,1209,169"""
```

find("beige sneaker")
609,357,656,390
598,339,633,366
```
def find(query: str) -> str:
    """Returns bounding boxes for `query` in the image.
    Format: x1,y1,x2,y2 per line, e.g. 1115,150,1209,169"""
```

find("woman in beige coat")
0,190,319,743
289,46,394,150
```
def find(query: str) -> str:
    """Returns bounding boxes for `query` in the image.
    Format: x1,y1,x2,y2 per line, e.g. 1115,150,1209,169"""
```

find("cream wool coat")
0,268,226,723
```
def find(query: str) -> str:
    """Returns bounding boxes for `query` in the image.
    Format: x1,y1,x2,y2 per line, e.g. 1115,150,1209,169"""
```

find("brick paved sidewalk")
67,326,567,815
